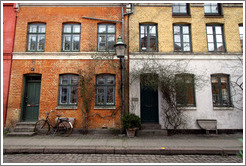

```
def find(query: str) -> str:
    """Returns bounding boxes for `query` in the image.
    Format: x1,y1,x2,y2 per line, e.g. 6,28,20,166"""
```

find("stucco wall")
129,55,243,129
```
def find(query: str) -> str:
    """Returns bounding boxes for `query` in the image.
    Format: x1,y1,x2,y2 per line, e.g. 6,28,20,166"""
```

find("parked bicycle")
34,110,73,137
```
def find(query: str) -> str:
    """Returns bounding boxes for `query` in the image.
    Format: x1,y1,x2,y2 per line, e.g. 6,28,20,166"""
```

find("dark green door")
22,75,41,122
140,75,159,123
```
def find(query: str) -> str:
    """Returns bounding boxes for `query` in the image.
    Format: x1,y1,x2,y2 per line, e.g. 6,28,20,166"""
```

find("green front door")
22,75,41,122
140,74,159,123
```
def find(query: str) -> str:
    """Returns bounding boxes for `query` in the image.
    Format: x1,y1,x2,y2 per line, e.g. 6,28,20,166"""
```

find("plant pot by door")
126,128,136,138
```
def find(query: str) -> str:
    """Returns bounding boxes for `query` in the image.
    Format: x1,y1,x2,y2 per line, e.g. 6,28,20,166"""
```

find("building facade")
129,3,243,131
5,2,243,132
3,3,18,128
5,3,131,130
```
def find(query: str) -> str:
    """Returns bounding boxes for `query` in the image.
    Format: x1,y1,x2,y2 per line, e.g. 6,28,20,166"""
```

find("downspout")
120,3,134,117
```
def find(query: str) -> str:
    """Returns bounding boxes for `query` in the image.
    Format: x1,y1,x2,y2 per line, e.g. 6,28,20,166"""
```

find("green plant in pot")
122,113,141,138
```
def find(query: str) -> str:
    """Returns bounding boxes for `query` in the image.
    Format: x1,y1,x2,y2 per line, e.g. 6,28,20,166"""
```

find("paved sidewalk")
3,133,243,155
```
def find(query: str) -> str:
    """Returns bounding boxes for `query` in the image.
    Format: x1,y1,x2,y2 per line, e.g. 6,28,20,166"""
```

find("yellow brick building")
128,3,243,132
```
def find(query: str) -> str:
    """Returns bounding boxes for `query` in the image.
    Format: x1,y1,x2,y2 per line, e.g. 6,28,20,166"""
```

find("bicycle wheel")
57,120,73,137
34,120,50,135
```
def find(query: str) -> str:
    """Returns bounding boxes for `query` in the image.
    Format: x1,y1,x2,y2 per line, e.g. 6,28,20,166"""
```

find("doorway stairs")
136,123,168,136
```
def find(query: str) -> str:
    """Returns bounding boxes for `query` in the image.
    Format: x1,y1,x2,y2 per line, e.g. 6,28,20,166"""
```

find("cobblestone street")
3,154,243,163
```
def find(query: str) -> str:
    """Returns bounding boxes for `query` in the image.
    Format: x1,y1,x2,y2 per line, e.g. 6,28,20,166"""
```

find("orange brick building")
6,3,130,130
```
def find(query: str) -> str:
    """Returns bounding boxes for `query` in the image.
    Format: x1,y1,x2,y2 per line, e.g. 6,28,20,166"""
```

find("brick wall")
6,59,122,129
129,4,243,53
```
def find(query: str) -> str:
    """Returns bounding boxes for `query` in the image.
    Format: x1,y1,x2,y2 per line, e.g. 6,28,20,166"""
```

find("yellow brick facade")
129,4,243,53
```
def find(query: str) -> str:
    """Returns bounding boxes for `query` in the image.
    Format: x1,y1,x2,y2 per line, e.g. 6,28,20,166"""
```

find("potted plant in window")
122,113,141,138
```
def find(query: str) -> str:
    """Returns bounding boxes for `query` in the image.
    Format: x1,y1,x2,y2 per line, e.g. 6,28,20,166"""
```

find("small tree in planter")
122,113,141,138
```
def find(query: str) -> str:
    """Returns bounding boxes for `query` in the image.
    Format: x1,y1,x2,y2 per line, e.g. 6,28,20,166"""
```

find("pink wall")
3,3,17,127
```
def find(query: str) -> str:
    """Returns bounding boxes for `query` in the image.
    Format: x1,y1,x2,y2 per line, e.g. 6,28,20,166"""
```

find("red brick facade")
6,4,128,129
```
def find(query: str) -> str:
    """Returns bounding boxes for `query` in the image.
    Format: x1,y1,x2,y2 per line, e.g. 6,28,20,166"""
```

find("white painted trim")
213,107,234,111
12,52,125,60
129,53,242,60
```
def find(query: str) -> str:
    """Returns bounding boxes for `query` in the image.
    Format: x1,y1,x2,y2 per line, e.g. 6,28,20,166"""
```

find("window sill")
213,107,234,110
178,107,197,111
56,106,78,110
172,14,191,18
94,106,116,110
204,14,224,18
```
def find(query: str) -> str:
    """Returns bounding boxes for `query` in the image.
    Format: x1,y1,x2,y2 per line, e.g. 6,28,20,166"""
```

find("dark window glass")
206,25,225,52
62,24,80,51
140,24,157,52
172,3,189,15
239,25,243,51
175,74,196,107
59,74,78,105
211,74,232,107
173,25,191,52
204,3,222,15
27,24,46,51
96,75,115,106
98,24,116,52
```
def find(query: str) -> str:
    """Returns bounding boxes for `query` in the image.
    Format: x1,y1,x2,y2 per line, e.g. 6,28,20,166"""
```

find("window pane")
60,75,68,85
107,35,115,51
71,75,78,85
107,75,114,85
28,35,36,51
70,86,77,104
37,35,45,51
216,43,224,51
174,43,181,51
73,25,80,33
211,5,218,13
150,39,157,51
174,26,180,35
174,35,181,42
99,25,106,33
141,25,147,33
180,6,187,13
29,25,37,33
183,26,189,34
216,35,222,42
108,25,115,33
207,26,213,34
239,26,243,35
38,25,46,33
211,76,219,105
183,43,190,51
215,26,222,34
173,6,179,13
60,87,68,104
106,87,114,104
72,35,80,51
64,25,71,33
204,5,211,13
208,43,215,51
207,35,214,42
97,75,105,85
63,35,71,51
183,35,190,42
97,87,104,105
149,26,156,35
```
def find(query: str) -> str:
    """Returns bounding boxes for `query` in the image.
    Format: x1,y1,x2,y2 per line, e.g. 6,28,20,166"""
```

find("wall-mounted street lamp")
114,35,127,132
114,35,127,58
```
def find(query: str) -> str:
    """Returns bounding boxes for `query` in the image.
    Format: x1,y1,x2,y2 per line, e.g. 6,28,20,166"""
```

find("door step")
136,129,168,136
7,122,36,137
141,123,161,130
137,123,167,136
